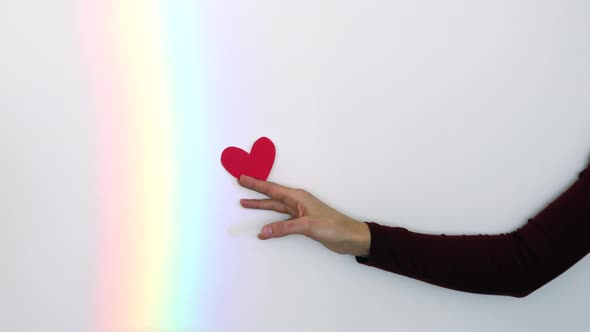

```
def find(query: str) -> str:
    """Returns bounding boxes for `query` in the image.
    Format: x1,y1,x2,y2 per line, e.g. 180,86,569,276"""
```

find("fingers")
240,198,298,216
238,175,299,207
258,216,311,240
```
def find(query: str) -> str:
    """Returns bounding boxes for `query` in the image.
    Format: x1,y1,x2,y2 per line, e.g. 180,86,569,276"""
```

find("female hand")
238,174,371,257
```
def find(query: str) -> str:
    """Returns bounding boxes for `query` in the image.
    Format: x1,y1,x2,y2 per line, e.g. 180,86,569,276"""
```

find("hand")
238,174,371,257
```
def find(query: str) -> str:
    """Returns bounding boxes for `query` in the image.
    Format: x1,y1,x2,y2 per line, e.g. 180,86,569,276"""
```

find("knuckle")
268,187,278,197
284,221,295,232
252,181,262,191
299,216,311,236
283,220,298,234
246,199,256,208
281,205,291,214
273,202,286,213
295,188,308,196
275,222,286,235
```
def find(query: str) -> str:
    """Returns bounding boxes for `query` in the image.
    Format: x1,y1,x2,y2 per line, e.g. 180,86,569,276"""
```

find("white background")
2,0,590,331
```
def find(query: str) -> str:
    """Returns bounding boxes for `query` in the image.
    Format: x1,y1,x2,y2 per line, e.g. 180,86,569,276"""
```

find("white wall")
2,1,589,331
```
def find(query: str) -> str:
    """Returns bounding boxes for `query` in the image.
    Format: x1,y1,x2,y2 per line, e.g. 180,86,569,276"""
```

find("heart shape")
221,136,276,181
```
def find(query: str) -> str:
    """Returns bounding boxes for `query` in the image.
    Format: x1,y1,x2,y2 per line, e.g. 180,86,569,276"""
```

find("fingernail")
263,226,272,236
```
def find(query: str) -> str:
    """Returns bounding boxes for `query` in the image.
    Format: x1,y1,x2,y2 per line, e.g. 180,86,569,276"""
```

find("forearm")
355,164,590,298
357,223,546,297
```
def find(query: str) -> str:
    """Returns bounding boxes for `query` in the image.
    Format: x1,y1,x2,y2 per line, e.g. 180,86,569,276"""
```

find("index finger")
238,175,298,206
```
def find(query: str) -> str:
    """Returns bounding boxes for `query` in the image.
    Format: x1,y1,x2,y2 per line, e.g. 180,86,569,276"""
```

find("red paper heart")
221,137,276,181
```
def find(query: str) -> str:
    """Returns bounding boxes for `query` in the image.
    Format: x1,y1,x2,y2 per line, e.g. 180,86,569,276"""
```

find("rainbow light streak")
78,0,214,330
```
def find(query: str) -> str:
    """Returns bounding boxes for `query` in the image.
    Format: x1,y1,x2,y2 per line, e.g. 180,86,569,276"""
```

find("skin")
237,174,371,258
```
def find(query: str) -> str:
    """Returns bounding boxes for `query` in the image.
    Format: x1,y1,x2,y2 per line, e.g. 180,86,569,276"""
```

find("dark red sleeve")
355,162,590,298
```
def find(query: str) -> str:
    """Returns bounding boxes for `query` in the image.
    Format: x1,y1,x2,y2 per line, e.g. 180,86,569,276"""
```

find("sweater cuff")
354,221,406,270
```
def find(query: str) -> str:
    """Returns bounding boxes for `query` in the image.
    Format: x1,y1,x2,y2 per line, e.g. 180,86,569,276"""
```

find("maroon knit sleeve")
355,163,590,298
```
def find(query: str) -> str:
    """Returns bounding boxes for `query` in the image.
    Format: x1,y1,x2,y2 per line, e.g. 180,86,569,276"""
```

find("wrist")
352,220,371,258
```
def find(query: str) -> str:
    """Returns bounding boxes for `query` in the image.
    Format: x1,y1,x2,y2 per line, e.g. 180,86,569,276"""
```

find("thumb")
258,216,311,240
